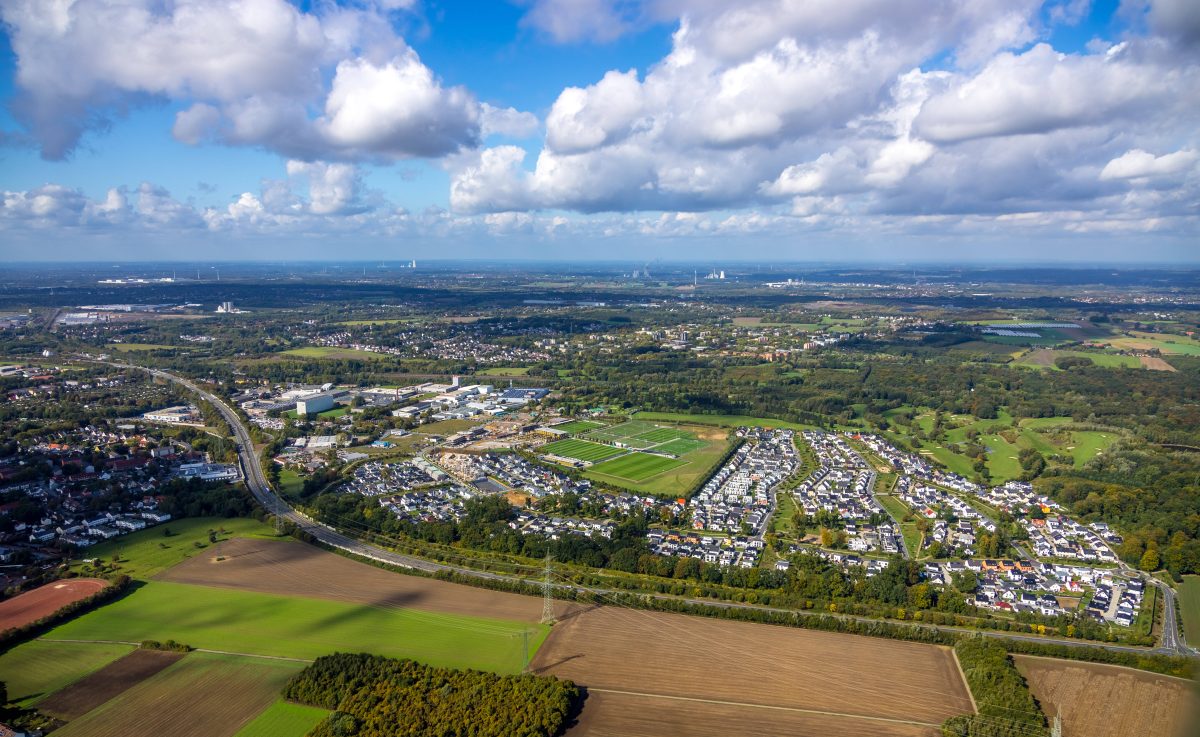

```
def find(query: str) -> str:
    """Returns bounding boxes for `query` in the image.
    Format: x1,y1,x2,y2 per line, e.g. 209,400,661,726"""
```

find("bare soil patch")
565,690,938,737
1140,355,1177,372
1015,655,1199,737
0,578,108,631
159,537,582,623
37,649,185,720
532,606,972,735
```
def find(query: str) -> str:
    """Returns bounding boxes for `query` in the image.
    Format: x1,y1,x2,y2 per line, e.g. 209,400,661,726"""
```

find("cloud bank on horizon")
0,0,1197,260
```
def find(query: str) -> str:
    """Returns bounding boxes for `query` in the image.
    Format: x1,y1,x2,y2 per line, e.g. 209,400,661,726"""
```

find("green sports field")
552,420,604,434
0,639,134,707
541,438,627,462
655,437,707,455
45,580,545,673
589,452,686,481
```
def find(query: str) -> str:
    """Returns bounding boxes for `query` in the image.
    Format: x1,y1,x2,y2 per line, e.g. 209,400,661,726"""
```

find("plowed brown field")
533,606,973,736
0,578,108,631
159,537,583,622
37,649,184,720
1016,655,1199,737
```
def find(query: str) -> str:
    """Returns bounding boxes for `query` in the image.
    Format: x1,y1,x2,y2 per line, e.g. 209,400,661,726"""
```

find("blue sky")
0,0,1196,261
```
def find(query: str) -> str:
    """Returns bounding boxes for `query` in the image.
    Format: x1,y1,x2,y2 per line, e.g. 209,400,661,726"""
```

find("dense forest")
282,653,579,737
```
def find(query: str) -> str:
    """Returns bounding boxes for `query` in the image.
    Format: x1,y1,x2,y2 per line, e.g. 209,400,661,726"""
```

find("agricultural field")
45,579,543,672
52,652,306,737
0,577,108,630
475,366,531,376
108,342,177,352
280,346,389,360
1179,575,1200,648
0,640,134,707
534,607,972,737
589,452,686,481
71,516,280,580
1103,331,1200,356
160,538,569,623
233,699,330,737
1015,656,1198,737
1016,349,1142,370
37,648,185,720
541,438,627,462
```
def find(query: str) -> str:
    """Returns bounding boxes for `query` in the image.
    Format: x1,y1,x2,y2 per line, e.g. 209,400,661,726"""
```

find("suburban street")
107,359,1197,660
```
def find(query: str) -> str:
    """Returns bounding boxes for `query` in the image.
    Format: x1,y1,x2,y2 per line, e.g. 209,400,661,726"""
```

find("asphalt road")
104,359,1197,660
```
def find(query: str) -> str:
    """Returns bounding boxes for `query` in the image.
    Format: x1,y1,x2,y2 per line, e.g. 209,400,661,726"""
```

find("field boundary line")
585,687,942,727
39,638,314,664
952,649,979,713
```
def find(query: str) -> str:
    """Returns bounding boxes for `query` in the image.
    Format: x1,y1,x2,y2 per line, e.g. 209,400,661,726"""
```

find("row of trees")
941,637,1048,737
283,654,579,737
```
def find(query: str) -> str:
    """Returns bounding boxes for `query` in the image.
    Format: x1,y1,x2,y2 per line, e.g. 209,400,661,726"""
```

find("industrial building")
296,392,338,416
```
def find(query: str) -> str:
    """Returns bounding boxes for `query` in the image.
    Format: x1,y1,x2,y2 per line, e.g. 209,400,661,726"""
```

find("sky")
0,0,1197,263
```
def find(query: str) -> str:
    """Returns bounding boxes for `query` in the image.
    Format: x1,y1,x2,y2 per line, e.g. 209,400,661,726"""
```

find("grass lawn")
51,652,306,737
1179,575,1200,648
1016,349,1141,370
234,699,330,737
285,406,349,420
585,428,733,498
0,640,134,707
72,517,281,581
541,438,627,463
877,495,923,556
655,437,707,455
633,411,810,430
277,468,307,499
589,452,686,481
281,346,388,361
45,581,544,673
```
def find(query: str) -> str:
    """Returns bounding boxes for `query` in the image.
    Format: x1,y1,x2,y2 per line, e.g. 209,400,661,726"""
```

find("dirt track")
1016,655,1199,737
38,649,185,720
0,578,107,631
533,606,973,736
159,537,582,622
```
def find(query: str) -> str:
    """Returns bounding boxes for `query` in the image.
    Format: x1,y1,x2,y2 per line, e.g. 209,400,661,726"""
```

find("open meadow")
232,699,330,737
532,606,973,737
1179,575,1200,648
1015,655,1199,737
45,579,544,672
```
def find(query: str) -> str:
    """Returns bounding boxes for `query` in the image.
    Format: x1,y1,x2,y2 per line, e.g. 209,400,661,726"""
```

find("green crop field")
109,343,177,352
541,438,626,462
45,581,543,673
52,652,306,737
589,452,686,481
633,411,810,430
281,346,388,360
475,366,531,376
234,699,330,737
1178,576,1200,648
72,517,280,580
0,640,134,707
552,420,603,434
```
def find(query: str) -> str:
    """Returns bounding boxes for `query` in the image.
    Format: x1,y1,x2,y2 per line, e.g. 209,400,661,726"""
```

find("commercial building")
296,392,337,416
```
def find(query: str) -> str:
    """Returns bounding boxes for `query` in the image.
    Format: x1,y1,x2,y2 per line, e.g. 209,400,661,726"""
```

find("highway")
105,359,1196,659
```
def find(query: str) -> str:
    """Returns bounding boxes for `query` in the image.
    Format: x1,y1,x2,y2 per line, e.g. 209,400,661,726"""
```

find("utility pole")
540,551,556,625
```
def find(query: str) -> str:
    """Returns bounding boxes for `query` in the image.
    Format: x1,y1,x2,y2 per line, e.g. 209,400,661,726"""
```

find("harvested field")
52,652,305,737
37,648,184,720
160,537,583,622
0,578,107,631
565,690,937,737
1015,655,1199,737
1140,355,1177,371
532,607,972,736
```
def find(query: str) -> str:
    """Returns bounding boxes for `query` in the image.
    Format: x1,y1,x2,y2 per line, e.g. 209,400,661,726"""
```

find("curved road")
106,359,1196,659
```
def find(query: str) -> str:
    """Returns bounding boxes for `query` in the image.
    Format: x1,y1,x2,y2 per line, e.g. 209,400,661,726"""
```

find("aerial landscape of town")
0,0,1198,736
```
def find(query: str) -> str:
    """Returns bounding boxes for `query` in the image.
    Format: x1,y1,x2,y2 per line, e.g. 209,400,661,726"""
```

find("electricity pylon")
540,551,556,625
